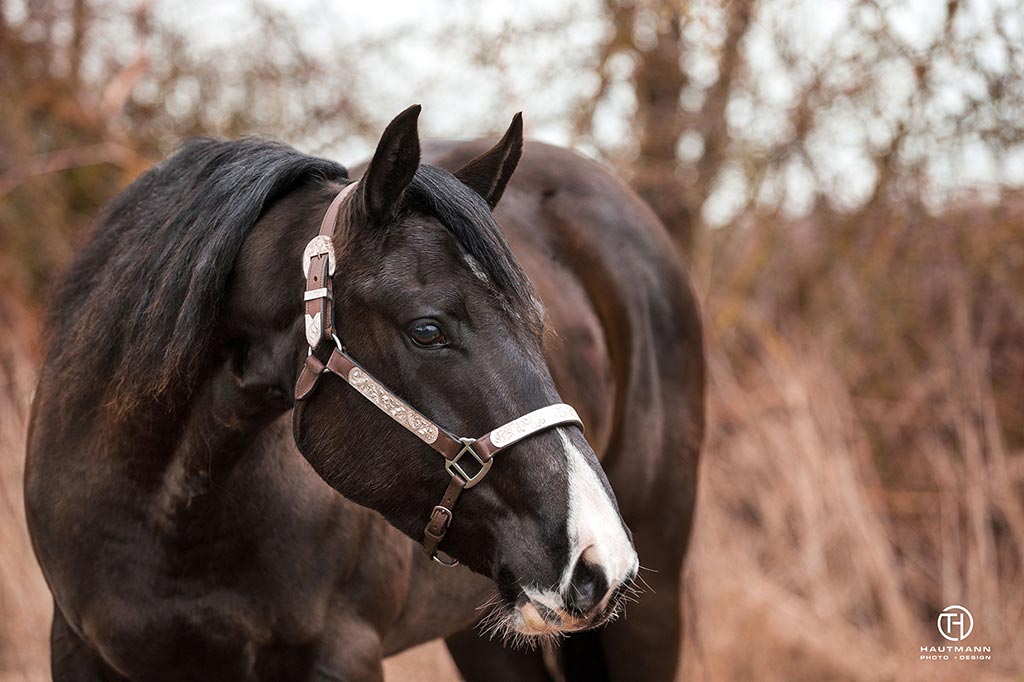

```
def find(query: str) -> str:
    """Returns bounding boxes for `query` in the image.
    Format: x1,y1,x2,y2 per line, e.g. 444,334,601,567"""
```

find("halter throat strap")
292,182,583,566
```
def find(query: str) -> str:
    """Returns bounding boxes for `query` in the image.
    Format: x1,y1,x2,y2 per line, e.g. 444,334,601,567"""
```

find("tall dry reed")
0,297,49,682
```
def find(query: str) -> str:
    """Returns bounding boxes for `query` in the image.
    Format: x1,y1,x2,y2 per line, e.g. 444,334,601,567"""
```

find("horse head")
287,106,639,637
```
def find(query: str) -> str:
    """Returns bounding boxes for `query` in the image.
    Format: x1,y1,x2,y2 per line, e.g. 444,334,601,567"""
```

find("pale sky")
159,0,1021,221
10,0,1020,221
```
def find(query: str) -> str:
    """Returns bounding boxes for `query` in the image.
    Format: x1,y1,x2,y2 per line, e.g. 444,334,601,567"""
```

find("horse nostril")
567,559,609,616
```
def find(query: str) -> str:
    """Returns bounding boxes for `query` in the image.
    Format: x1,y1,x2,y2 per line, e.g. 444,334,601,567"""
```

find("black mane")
405,164,535,311
45,140,539,418
48,138,346,414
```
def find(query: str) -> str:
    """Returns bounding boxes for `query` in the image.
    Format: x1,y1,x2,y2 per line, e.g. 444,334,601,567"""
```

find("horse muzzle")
512,558,640,636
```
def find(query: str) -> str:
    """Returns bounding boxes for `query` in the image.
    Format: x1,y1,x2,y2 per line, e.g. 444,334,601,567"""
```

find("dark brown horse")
25,106,704,682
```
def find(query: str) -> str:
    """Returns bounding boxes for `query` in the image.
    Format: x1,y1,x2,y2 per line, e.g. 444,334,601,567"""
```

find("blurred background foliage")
1,0,1023,679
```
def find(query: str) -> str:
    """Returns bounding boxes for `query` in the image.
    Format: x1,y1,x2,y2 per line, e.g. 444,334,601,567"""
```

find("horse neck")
136,181,343,527
164,178,346,495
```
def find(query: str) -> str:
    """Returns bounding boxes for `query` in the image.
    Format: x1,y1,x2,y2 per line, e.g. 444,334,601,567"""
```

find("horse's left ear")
455,112,523,209
357,104,422,225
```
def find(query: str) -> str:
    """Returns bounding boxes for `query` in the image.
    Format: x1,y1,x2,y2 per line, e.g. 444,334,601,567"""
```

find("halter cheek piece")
291,182,584,566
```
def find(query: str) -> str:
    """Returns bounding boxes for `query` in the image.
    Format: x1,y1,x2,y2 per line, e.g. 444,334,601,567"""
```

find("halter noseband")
291,182,584,566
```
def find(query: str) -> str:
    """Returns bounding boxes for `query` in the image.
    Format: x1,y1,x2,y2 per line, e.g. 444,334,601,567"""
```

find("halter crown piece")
291,182,584,566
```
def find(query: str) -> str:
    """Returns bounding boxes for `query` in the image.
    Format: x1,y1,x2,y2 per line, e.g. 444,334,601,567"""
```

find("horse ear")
357,104,421,224
455,112,523,209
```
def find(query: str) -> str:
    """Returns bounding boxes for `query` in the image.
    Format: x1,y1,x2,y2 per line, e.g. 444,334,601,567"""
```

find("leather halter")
291,182,584,566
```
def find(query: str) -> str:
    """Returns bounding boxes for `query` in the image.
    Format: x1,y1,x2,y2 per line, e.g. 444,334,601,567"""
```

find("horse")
25,105,704,682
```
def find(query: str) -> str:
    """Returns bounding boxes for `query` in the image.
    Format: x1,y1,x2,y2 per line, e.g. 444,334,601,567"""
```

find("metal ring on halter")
307,333,344,357
445,437,492,489
432,550,459,567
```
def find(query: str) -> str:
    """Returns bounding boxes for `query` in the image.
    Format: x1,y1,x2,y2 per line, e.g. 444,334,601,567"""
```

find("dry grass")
680,338,1023,680
0,207,1021,680
0,296,49,681
675,203,1024,680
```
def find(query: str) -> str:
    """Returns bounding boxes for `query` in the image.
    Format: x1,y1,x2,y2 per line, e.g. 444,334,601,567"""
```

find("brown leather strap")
296,346,465,458
328,350,464,457
423,477,465,563
298,347,583,460
302,182,358,349
292,182,585,566
295,353,326,400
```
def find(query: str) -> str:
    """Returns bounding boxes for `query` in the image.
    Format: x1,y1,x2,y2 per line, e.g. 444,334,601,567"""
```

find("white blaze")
516,429,638,633
463,254,490,283
559,429,638,597
522,429,638,618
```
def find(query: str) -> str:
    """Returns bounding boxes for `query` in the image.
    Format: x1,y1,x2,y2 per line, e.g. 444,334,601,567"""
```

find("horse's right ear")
356,104,421,225
455,112,523,209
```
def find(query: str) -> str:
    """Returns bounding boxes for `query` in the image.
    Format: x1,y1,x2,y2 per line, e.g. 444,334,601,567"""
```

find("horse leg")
561,630,608,682
445,629,554,682
558,516,689,682
594,543,684,682
50,604,122,682
592,458,697,682
561,565,684,682
308,613,386,682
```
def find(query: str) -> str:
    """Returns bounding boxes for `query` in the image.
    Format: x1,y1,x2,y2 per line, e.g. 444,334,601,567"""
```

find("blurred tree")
589,0,754,252
0,0,371,299
567,0,1024,254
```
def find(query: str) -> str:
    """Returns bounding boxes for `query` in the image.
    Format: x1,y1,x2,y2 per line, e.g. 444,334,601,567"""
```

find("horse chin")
478,591,629,650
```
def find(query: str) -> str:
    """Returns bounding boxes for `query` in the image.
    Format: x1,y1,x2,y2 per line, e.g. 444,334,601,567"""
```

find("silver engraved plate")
302,235,336,277
304,312,322,347
490,404,582,448
347,367,440,445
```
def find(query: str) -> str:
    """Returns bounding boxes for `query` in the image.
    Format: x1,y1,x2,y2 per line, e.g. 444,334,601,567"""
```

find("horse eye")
408,320,448,347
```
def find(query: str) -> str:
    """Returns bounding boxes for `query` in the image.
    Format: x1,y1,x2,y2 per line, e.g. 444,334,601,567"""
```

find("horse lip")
519,602,549,631
514,596,613,634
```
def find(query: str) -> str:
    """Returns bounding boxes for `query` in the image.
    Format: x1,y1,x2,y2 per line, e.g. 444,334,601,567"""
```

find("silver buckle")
445,437,492,489
302,235,336,277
